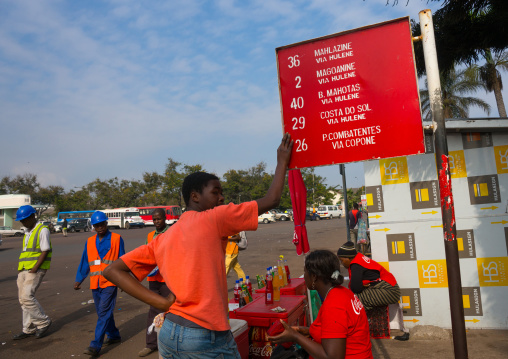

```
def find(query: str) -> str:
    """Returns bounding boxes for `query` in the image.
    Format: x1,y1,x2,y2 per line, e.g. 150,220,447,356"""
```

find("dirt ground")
0,217,506,358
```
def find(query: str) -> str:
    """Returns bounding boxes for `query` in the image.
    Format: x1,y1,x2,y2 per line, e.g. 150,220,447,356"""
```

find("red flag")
288,169,310,255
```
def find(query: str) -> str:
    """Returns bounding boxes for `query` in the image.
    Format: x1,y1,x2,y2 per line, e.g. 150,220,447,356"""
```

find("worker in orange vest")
74,211,125,357
138,208,172,357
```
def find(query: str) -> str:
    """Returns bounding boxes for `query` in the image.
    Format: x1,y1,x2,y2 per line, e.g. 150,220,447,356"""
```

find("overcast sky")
1,0,505,191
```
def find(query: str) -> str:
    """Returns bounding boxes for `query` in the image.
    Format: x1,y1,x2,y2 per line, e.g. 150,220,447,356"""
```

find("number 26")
295,139,308,152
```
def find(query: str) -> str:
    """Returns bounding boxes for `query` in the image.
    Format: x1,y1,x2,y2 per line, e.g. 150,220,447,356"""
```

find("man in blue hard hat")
74,211,125,357
13,205,53,340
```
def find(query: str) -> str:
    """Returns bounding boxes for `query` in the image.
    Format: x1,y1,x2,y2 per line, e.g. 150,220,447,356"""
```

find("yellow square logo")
462,295,471,309
366,193,374,206
457,237,464,252
474,183,489,197
380,157,409,185
415,188,429,202
417,259,448,288
401,295,411,309
392,241,406,254
449,150,467,178
494,145,508,174
477,257,508,287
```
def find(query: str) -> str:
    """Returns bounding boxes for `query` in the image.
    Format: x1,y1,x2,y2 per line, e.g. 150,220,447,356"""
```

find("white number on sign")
295,76,301,88
290,97,304,109
288,55,300,68
295,139,308,152
292,117,305,130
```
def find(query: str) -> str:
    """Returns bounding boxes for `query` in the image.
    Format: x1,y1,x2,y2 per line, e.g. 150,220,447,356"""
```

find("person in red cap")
337,242,409,341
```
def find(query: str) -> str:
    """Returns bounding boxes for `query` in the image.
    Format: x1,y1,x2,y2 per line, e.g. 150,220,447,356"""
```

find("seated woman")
337,241,409,341
268,250,372,359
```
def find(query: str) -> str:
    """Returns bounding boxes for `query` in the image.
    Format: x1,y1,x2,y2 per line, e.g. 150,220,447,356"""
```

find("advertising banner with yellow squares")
364,130,508,329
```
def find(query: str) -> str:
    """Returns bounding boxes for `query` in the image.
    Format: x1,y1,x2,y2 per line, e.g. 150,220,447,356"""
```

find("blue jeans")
158,318,241,359
90,286,121,351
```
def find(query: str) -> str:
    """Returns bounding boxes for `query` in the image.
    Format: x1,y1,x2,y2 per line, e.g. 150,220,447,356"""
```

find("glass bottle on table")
245,275,253,297
265,267,273,304
284,259,291,284
273,267,281,301
279,255,288,286
234,280,240,303
241,281,252,303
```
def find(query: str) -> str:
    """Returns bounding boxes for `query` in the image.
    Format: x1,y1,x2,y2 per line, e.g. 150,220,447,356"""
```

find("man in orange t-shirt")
103,133,293,358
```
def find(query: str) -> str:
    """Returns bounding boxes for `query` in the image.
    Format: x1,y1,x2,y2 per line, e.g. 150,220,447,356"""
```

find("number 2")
295,76,301,88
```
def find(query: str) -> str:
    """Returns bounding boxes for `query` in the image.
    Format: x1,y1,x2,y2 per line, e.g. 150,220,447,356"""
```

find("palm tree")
471,49,508,117
420,66,491,120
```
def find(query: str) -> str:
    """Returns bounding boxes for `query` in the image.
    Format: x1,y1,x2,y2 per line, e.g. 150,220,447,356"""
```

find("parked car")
258,212,276,224
53,223,62,233
67,219,91,233
269,209,291,221
317,205,342,219
0,226,24,237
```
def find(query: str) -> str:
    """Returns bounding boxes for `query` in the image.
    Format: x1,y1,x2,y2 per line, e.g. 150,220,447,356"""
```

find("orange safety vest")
225,234,239,255
146,231,165,282
87,233,121,289
348,253,397,288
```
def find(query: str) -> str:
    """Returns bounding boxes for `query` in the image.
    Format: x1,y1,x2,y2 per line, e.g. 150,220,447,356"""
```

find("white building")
364,118,508,329
0,194,31,228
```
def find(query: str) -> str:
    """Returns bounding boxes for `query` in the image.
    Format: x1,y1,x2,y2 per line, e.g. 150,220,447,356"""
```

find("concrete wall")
364,130,508,329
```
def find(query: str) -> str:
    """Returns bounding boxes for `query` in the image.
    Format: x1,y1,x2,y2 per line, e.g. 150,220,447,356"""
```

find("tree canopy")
411,0,507,77
1,160,340,217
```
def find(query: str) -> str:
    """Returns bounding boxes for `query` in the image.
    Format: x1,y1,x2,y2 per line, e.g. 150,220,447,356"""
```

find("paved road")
0,218,506,358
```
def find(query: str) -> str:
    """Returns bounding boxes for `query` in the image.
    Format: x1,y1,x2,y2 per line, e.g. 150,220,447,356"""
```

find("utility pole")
419,9,468,359
340,164,351,242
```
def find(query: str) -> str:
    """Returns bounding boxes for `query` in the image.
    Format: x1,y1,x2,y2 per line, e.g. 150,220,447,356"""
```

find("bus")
138,205,182,226
102,208,145,229
56,210,95,223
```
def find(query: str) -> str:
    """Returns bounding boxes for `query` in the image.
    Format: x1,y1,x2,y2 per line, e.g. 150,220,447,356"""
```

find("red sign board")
276,17,424,169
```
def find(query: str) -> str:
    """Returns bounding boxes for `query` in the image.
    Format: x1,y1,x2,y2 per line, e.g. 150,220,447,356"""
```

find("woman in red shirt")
268,250,372,359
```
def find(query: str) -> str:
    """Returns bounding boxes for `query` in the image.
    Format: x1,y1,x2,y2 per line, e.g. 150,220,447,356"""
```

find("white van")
317,205,342,219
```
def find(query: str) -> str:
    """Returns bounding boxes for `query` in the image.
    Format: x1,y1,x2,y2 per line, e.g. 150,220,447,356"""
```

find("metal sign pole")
340,164,351,242
419,9,468,359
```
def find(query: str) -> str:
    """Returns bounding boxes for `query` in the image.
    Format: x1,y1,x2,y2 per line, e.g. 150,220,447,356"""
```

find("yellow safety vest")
18,223,52,270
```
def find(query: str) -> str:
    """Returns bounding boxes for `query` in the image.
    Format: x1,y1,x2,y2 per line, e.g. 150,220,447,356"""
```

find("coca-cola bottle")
265,267,273,304
284,259,291,284
239,294,247,308
234,280,240,303
245,275,253,297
